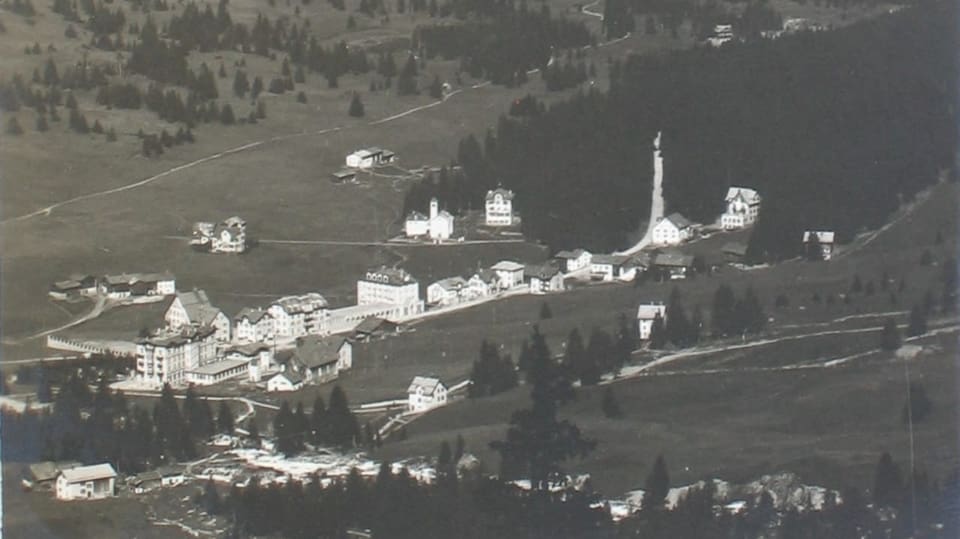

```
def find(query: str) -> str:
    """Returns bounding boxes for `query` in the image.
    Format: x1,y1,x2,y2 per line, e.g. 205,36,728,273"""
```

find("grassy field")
377,329,959,497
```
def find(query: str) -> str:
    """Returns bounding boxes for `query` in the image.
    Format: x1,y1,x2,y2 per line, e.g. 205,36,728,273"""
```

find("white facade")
406,198,454,241
491,261,525,288
357,268,420,306
427,277,468,306
224,344,274,382
636,303,667,340
267,293,329,339
346,148,395,169
164,290,231,342
55,464,117,501
234,309,274,343
721,187,761,229
135,326,218,388
186,358,250,386
407,376,448,412
467,270,500,298
652,214,694,245
526,265,565,294
192,217,247,253
556,250,592,272
485,188,515,226
267,372,304,392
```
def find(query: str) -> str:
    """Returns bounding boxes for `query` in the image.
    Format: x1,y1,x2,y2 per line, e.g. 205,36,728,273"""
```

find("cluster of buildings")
24,461,119,501
49,272,176,301
706,24,735,47
424,259,562,307
648,186,762,247
191,216,247,254
132,265,427,392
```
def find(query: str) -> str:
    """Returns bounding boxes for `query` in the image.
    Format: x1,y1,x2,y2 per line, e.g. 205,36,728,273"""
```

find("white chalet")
636,302,667,340
267,371,305,392
525,264,565,294
191,216,247,253
267,293,329,339
224,342,274,382
407,376,448,412
491,260,525,288
803,230,836,260
485,188,516,226
165,289,231,342
467,269,501,298
555,250,592,273
652,213,695,245
234,308,274,343
427,276,469,306
55,463,117,501
590,254,636,282
721,187,762,229
405,198,454,241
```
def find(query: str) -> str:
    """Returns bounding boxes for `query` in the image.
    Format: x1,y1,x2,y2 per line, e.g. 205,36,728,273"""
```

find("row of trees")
272,386,362,456
2,380,234,473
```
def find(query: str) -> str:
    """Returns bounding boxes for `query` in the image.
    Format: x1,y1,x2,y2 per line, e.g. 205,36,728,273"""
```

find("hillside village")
0,0,957,536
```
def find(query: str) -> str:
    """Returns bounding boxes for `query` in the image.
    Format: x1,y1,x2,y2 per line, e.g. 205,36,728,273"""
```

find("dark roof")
664,213,694,229
485,188,515,201
654,252,695,267
525,264,561,280
235,308,271,324
362,267,417,286
354,317,399,335
294,336,349,369
721,242,749,257
271,371,305,386
29,461,81,482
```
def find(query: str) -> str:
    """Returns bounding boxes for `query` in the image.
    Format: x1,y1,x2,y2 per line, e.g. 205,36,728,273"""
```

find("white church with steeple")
404,197,455,241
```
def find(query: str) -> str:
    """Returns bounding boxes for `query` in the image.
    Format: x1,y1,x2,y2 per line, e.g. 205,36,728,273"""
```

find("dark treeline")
413,1,593,86
410,88,654,252
2,381,228,473
272,385,365,456
425,1,954,255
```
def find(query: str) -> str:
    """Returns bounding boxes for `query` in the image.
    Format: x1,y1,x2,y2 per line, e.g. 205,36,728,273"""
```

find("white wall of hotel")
327,302,423,334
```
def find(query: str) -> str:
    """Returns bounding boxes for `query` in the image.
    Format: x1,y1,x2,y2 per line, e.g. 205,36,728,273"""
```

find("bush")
296,91,307,104
6,117,23,135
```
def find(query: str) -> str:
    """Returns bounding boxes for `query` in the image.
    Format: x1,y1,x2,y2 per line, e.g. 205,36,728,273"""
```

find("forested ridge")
421,0,955,257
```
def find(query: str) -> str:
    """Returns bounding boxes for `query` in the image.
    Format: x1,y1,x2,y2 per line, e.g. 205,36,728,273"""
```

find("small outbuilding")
407,376,448,412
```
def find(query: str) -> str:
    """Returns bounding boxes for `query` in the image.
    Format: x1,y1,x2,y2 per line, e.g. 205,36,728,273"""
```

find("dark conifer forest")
425,1,955,257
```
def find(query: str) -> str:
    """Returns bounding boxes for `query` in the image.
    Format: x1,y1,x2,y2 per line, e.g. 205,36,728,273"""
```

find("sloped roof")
654,252,695,267
363,267,417,286
491,260,524,271
663,213,694,229
555,249,590,259
408,376,444,395
725,186,760,204
227,342,271,356
188,358,249,376
721,242,749,256
175,290,223,326
294,335,349,369
591,254,630,266
236,308,271,324
354,317,398,335
525,264,561,280
636,303,666,320
30,461,81,482
486,188,515,201
803,230,835,243
430,276,468,292
406,211,429,221
270,370,304,386
471,268,498,283
60,463,117,483
272,293,328,314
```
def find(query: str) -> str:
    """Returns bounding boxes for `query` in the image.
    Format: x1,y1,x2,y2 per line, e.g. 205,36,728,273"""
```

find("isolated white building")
652,213,694,245
407,376,448,412
191,216,247,253
721,187,761,229
485,188,515,226
346,147,395,169
55,464,117,501
636,302,667,340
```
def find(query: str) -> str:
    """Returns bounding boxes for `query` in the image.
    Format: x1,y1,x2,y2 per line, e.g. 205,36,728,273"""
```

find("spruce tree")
643,455,670,511
348,92,364,117
539,301,552,320
907,305,927,337
327,385,359,447
601,387,623,418
217,400,234,434
880,318,901,351
872,452,903,508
